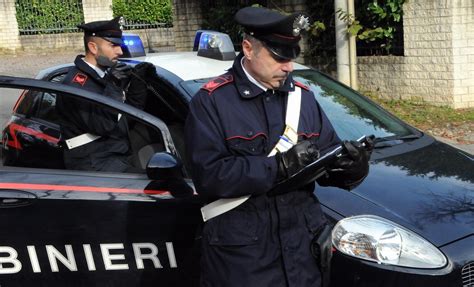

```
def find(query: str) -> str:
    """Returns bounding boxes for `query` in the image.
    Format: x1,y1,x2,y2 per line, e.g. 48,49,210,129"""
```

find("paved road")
0,50,472,155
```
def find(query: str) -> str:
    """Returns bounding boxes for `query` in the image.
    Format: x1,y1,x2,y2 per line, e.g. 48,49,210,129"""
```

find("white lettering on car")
0,242,177,274
133,243,162,269
27,245,41,273
46,245,78,272
0,246,22,274
83,244,96,271
101,243,129,271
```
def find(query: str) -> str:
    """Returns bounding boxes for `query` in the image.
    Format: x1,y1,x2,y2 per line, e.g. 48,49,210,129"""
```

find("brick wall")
358,0,474,108
0,0,21,53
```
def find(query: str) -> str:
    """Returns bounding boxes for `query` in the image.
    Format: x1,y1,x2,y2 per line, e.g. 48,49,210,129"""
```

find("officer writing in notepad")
185,6,372,287
57,16,155,172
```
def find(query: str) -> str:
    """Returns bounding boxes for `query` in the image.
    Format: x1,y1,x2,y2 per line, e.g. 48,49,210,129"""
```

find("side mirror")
146,152,183,180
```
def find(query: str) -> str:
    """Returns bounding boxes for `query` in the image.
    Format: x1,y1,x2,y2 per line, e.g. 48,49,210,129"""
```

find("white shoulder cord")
200,86,302,222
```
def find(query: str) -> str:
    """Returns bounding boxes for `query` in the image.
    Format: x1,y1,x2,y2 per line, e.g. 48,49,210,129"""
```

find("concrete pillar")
82,0,113,23
334,0,351,87
0,0,21,53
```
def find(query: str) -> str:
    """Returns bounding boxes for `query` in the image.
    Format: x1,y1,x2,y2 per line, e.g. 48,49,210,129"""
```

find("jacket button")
247,131,253,136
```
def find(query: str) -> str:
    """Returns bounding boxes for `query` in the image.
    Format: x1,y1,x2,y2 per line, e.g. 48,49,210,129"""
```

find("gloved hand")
125,62,156,110
107,62,133,89
320,138,373,190
132,62,156,79
276,140,320,181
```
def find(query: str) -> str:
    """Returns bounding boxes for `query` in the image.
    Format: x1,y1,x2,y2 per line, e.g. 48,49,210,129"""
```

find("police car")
1,31,473,287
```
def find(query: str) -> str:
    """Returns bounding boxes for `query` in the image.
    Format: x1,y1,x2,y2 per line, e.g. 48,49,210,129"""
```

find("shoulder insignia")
72,73,88,86
294,81,309,91
201,74,233,94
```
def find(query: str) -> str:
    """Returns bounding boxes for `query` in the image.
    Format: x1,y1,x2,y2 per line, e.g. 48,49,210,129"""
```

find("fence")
15,0,84,35
15,0,173,35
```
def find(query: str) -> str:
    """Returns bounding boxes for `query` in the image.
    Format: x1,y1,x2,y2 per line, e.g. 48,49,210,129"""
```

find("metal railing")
15,0,84,35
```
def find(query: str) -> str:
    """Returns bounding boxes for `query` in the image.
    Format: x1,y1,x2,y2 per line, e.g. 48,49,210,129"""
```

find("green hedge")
112,0,173,27
15,0,84,34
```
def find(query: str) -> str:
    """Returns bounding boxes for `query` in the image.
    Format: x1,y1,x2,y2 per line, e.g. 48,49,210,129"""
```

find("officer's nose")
281,61,293,73
116,46,123,56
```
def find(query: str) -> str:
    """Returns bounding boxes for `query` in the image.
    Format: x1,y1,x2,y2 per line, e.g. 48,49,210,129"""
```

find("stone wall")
0,0,21,53
82,0,113,23
172,0,202,51
358,0,474,108
18,28,174,54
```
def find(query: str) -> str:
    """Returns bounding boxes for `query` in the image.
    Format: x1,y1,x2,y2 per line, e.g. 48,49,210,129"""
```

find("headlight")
332,215,447,268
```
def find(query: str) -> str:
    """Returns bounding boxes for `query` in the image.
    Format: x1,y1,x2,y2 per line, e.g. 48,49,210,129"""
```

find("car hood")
318,140,474,247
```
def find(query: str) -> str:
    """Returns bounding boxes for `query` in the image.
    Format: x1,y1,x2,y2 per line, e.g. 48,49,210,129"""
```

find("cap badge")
293,15,310,36
118,16,125,31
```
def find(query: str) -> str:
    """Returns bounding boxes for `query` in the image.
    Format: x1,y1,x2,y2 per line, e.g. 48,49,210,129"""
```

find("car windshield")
181,69,417,141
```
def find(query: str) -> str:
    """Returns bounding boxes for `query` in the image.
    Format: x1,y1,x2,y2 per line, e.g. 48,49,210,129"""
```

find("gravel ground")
0,50,472,155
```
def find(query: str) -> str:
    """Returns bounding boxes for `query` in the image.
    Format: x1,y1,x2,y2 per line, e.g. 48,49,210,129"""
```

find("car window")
293,70,416,141
2,85,167,173
15,90,41,116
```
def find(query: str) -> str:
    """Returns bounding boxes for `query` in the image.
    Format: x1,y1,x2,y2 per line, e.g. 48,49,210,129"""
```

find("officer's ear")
242,39,253,60
87,39,99,56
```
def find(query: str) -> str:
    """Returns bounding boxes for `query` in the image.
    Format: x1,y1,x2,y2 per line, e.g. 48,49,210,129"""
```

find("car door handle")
0,189,37,208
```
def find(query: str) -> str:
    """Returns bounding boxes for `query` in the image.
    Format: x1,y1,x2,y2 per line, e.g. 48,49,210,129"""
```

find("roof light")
120,33,145,58
196,31,235,61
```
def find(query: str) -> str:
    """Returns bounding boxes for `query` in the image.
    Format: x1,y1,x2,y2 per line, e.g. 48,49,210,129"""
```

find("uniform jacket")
57,55,131,171
185,53,340,287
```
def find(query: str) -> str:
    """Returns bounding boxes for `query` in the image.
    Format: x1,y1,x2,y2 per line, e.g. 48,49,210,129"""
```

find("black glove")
319,139,373,190
132,62,156,79
276,140,320,181
107,62,133,89
125,62,156,110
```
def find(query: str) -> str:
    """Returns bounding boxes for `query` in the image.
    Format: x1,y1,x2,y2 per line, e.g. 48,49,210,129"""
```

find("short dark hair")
83,35,92,52
243,33,263,54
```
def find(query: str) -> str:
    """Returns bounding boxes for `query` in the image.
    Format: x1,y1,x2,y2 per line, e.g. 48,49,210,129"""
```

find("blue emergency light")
120,33,146,58
195,31,236,61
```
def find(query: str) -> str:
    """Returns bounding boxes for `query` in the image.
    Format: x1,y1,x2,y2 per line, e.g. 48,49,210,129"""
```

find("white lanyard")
200,87,302,222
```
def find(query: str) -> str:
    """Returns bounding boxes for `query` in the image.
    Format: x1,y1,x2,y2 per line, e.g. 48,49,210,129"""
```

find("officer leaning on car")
56,16,156,172
185,6,373,287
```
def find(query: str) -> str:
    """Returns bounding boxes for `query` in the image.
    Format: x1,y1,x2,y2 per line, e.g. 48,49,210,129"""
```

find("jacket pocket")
303,198,327,234
226,132,267,156
207,208,260,246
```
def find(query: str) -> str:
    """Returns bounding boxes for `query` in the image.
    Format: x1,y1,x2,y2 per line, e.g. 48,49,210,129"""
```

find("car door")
0,76,203,286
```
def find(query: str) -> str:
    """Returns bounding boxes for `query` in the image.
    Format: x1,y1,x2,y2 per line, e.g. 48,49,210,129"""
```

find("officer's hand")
108,62,133,88
323,139,373,189
132,62,156,79
276,140,320,181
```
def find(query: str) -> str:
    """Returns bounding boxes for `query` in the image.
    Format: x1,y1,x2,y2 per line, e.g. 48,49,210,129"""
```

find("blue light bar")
196,31,236,61
120,33,145,58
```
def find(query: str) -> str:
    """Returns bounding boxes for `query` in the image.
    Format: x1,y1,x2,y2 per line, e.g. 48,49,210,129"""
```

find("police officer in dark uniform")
57,16,155,172
185,6,372,287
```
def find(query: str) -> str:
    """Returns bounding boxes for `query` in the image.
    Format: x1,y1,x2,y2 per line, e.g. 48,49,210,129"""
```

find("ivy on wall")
200,0,404,63
199,0,267,49
15,0,84,35
112,0,173,27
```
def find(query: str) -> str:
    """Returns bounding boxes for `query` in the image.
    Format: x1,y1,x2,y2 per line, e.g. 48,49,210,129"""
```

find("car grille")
463,262,474,287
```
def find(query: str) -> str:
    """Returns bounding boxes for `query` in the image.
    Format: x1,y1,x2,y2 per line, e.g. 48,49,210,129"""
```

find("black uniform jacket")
185,53,341,287
57,55,131,171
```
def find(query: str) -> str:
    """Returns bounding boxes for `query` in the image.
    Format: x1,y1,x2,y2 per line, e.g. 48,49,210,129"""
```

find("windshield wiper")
374,134,421,148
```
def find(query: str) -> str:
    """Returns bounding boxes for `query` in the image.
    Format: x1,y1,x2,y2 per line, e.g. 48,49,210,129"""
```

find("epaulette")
294,81,309,91
71,73,88,86
201,74,233,94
